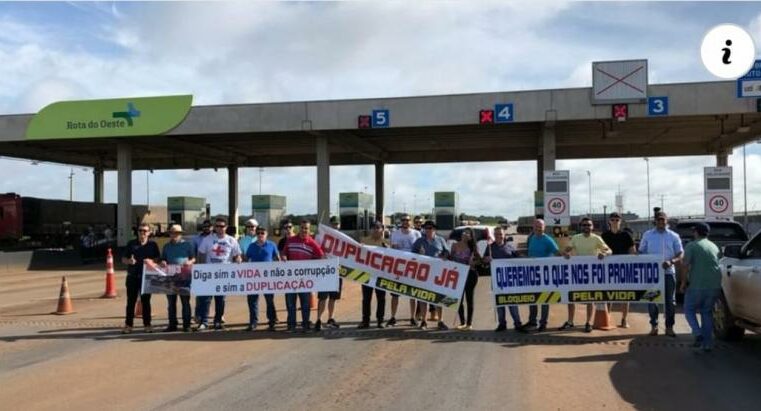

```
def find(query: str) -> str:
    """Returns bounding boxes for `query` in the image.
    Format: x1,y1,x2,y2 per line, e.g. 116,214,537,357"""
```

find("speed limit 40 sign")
704,167,733,219
544,170,570,226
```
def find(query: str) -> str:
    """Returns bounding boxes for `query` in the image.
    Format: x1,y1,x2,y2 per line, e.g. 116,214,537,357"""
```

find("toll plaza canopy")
0,79,759,245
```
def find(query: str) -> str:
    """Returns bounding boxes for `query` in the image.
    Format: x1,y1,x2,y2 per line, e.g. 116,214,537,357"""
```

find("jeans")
457,271,478,326
197,295,226,325
497,306,522,328
125,275,151,327
684,288,720,348
286,292,311,329
166,294,191,328
361,285,386,324
649,275,676,328
528,304,550,326
263,294,276,326
247,294,259,327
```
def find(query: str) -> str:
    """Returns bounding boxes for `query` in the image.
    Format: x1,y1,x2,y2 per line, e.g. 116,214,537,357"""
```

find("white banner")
190,258,340,296
315,225,469,308
490,255,665,306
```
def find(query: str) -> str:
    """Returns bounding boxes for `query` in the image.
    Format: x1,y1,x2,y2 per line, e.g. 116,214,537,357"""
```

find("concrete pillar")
716,151,729,167
375,162,384,223
228,165,239,235
93,168,104,204
316,136,330,225
116,143,132,247
537,123,557,189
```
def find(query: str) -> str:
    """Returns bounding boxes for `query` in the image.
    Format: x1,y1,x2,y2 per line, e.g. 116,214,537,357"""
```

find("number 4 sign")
494,103,514,123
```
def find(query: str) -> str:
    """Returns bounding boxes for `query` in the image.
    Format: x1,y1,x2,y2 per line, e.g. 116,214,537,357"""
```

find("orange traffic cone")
135,297,143,317
593,303,615,331
53,276,75,315
102,248,117,298
309,292,317,309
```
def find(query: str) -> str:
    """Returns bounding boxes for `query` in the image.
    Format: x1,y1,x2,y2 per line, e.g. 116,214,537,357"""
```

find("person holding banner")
161,224,196,332
359,221,389,329
196,217,243,331
121,223,161,334
388,214,422,327
192,220,212,323
452,228,481,331
277,219,294,254
284,220,325,332
239,219,259,255
244,225,280,331
411,220,450,330
601,212,636,328
486,226,523,332
562,217,612,333
639,211,683,337
522,219,561,333
680,223,721,352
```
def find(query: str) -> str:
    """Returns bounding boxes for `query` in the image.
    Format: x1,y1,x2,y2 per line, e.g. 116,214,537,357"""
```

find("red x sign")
612,104,628,121
358,115,371,129
479,110,494,124
596,66,645,96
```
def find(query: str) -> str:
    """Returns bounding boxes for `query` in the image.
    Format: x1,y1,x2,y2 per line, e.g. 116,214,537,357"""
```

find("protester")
359,221,388,329
388,214,422,327
245,225,280,331
680,223,721,352
639,211,683,337
411,220,450,330
521,219,561,333
486,226,522,332
562,217,612,333
121,223,161,334
238,218,259,255
601,212,636,328
284,220,325,332
412,216,424,232
451,228,480,331
193,220,212,323
196,217,242,331
330,216,341,230
277,219,295,254
160,224,195,332
316,215,343,330
413,216,437,322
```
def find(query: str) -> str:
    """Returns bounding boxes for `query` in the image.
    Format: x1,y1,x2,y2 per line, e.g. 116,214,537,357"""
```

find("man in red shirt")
283,220,324,332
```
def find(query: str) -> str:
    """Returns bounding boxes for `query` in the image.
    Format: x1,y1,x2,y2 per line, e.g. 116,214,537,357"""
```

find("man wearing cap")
283,219,324,332
192,220,212,323
411,220,450,330
601,212,636,328
680,223,721,352
485,225,523,332
520,218,560,333
638,211,683,337
329,216,341,230
245,225,281,331
161,224,196,332
359,221,388,329
239,218,259,256
388,214,422,327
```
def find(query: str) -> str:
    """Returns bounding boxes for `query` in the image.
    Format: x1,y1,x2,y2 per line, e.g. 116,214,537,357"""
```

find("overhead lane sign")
26,95,193,140
737,60,761,98
592,60,648,104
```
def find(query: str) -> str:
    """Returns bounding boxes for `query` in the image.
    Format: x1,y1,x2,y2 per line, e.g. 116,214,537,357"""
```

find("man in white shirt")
387,214,422,327
196,217,242,331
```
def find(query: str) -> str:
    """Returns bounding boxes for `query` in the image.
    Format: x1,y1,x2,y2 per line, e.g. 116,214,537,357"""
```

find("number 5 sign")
372,109,390,128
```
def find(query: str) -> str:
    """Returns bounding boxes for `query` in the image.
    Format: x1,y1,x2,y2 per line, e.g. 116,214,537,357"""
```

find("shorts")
318,278,342,300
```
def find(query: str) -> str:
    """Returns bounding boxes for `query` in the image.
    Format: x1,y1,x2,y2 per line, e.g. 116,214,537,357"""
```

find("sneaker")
559,321,575,331
182,327,191,332
419,321,428,330
302,325,312,333
121,325,133,334
494,324,507,332
463,325,473,331
386,317,397,327
537,324,547,333
456,324,467,331
315,320,322,332
163,326,178,333
195,324,208,332
327,318,340,329
245,324,256,332
286,327,297,333
144,325,154,333
620,319,630,329
522,322,538,331
665,327,676,338
410,318,418,327
437,321,449,331
357,322,370,329
584,323,592,333
649,326,658,336
377,321,385,329
267,324,276,332
213,323,225,331
692,336,704,348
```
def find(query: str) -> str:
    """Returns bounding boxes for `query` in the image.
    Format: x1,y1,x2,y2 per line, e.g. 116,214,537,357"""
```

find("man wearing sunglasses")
638,211,683,337
239,218,259,256
411,220,450,330
359,221,388,329
196,217,242,331
161,224,195,332
245,225,280,331
283,220,325,332
388,214,422,327
277,219,294,254
601,212,636,328
121,223,161,334
562,217,612,333
192,220,212,323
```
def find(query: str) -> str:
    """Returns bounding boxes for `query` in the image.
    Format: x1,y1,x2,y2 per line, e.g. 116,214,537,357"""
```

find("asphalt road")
2,266,761,411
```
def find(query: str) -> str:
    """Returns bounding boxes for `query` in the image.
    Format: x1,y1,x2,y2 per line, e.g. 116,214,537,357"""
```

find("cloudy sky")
1,1,761,220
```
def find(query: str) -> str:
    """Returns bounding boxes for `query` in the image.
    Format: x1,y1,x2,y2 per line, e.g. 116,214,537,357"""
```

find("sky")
1,1,761,220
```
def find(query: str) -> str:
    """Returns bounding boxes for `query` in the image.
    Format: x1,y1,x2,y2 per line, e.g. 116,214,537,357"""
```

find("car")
714,229,761,340
447,225,495,257
674,219,748,250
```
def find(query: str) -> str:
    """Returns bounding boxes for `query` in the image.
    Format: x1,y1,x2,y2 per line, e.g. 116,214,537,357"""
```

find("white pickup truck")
715,230,761,340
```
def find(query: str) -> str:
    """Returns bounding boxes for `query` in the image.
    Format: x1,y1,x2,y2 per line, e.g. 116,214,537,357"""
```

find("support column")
716,151,729,167
537,123,556,217
116,143,132,247
228,165,239,235
93,167,104,204
316,136,330,225
375,162,384,223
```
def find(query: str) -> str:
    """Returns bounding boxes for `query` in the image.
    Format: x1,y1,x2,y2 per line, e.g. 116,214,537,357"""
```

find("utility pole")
259,167,264,194
644,158,651,222
68,168,74,201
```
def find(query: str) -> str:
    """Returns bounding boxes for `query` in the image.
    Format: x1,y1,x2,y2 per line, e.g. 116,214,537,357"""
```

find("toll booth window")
545,181,568,193
706,178,730,190
340,215,357,230
170,213,182,224
435,214,454,230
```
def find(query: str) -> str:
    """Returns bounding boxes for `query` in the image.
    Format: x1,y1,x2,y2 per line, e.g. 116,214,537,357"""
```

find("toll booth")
167,196,207,233
252,195,287,232
339,192,374,237
433,192,458,231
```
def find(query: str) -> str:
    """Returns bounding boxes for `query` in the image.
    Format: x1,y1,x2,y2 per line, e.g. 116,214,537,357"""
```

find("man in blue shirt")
523,219,560,332
411,220,450,330
238,218,259,256
485,226,521,332
638,211,683,337
245,226,280,331
161,224,196,332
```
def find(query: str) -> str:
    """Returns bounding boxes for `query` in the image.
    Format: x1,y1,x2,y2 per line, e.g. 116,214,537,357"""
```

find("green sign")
167,196,205,211
252,195,286,210
434,192,456,207
26,95,193,140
